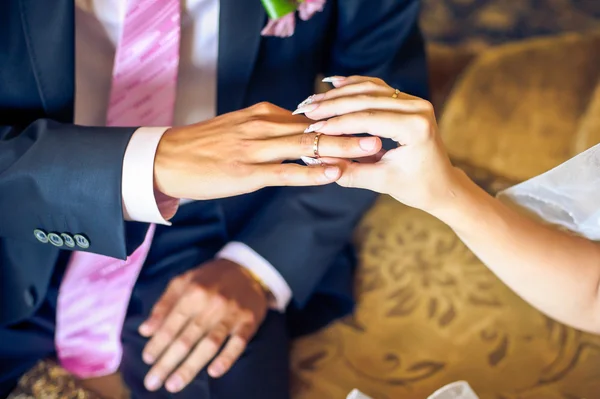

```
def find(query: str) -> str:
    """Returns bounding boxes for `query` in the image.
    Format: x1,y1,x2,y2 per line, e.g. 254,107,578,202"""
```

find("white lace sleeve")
497,143,600,241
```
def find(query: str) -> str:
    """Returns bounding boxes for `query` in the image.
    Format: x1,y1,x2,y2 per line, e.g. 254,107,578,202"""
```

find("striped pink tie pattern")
56,0,181,378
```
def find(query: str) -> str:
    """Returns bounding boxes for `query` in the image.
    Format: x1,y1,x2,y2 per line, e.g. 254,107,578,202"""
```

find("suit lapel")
18,0,75,120
217,0,266,115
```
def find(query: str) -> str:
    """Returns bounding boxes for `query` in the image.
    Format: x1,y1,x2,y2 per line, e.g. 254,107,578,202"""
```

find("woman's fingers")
313,156,390,194
353,149,388,164
307,111,434,145
316,149,387,166
322,75,386,88
298,81,392,108
335,162,389,194
295,94,432,122
313,75,416,104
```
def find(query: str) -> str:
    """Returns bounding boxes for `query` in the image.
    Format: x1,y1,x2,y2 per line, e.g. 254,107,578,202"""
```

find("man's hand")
153,102,382,200
138,259,269,393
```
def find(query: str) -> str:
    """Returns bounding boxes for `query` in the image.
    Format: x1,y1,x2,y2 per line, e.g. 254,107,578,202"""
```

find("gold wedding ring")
313,133,322,158
392,88,400,99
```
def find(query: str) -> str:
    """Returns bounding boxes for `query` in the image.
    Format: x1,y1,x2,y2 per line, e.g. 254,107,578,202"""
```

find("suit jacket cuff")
122,127,179,224
217,242,292,312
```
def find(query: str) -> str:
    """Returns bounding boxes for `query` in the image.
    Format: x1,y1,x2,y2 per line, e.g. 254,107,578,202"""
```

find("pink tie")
56,0,181,378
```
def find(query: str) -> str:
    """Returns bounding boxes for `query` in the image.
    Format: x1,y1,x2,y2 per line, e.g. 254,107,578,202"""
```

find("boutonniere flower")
261,0,326,38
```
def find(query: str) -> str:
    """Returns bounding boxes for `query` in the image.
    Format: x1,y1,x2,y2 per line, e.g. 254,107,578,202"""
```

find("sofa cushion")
440,31,600,181
290,195,600,399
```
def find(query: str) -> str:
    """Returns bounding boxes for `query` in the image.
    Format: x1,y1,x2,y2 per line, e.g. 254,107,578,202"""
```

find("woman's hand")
294,76,462,213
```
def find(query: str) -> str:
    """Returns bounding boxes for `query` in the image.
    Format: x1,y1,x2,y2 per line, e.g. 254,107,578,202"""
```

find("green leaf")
261,0,298,19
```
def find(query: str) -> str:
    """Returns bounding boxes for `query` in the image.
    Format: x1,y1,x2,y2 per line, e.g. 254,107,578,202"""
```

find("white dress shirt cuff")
217,242,292,312
122,127,179,225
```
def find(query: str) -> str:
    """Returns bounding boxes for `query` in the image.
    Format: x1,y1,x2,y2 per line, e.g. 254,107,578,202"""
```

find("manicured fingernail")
297,93,325,108
297,94,325,108
293,103,319,115
208,363,224,377
145,374,161,391
297,96,313,109
322,76,346,83
301,156,323,166
142,352,154,364
165,375,184,392
304,121,326,133
360,137,378,151
323,166,341,180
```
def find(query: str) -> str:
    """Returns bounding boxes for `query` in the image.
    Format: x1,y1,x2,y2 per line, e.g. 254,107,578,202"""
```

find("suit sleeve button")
34,229,48,243
74,234,90,249
61,233,75,248
48,233,64,247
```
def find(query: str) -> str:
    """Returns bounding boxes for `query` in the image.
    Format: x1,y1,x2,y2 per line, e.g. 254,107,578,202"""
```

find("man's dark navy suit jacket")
0,0,428,334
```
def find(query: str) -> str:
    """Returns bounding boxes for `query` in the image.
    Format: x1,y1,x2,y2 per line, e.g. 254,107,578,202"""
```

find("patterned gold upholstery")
291,198,600,399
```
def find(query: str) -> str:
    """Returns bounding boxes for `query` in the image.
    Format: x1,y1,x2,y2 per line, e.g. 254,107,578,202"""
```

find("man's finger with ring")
250,133,380,163
312,134,381,159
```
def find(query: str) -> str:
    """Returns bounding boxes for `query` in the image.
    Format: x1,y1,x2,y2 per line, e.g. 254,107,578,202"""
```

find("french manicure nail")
322,76,346,83
359,137,378,151
324,166,341,180
297,95,314,109
301,156,323,166
297,93,325,109
145,374,161,391
292,103,319,115
304,121,326,133
165,375,184,392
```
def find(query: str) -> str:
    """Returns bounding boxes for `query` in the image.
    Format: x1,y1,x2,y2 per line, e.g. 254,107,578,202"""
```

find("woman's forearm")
432,170,600,333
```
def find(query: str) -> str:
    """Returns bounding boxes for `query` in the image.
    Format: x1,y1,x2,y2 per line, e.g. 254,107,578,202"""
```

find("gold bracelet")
241,267,275,304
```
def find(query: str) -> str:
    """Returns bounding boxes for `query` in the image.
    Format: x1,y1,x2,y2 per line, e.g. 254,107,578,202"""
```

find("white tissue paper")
498,143,600,241
346,389,372,399
346,381,479,399
426,381,479,399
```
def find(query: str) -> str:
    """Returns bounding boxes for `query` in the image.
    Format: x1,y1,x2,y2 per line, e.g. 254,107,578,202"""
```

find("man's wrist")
153,127,177,199
217,242,292,311
237,265,276,305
